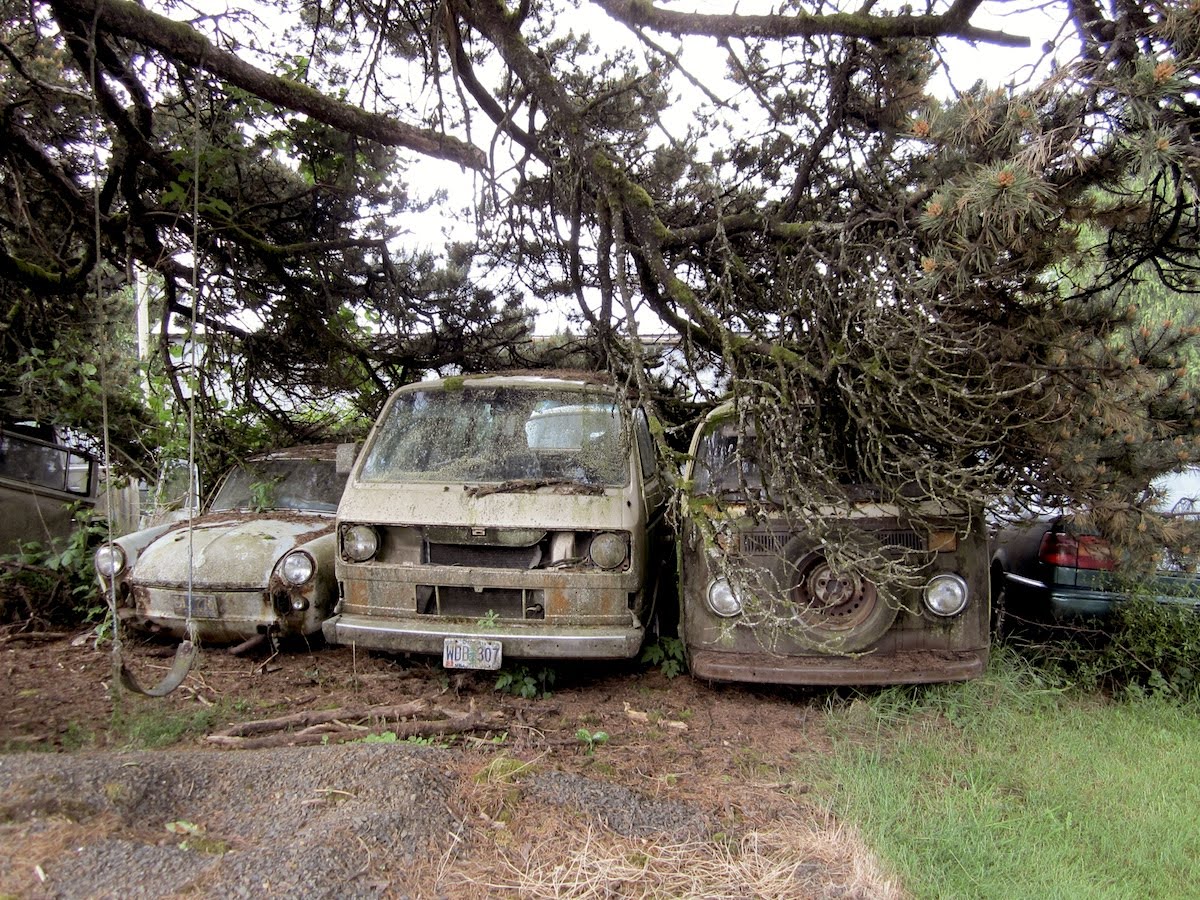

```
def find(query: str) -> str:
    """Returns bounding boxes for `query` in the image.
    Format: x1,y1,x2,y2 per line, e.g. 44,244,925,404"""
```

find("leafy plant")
640,636,687,678
0,505,109,627
477,609,499,629
575,728,609,755
248,477,281,512
1072,597,1200,700
495,664,556,699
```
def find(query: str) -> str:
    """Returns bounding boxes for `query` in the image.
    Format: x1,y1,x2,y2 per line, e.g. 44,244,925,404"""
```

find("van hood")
339,481,642,531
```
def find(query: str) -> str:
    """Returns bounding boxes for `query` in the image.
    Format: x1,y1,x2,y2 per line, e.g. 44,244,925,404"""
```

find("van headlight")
94,543,127,579
341,525,379,562
588,532,628,570
706,577,743,617
279,550,315,586
923,573,969,617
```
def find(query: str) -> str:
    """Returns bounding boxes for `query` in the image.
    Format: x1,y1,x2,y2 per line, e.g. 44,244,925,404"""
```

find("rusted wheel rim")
792,558,879,631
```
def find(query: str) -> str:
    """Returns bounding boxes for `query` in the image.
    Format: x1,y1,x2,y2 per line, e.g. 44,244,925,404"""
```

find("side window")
634,410,658,480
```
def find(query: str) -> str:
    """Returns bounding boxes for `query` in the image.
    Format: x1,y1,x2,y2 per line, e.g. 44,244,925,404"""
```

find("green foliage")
640,636,687,678
494,664,556,699
0,507,108,627
575,727,609,755
248,477,280,512
1031,598,1200,701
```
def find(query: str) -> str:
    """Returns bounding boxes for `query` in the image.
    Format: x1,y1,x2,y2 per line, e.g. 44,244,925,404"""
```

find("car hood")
132,512,333,587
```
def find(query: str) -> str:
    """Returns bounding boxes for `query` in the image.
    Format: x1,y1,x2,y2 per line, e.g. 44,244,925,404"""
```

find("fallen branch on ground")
206,700,504,749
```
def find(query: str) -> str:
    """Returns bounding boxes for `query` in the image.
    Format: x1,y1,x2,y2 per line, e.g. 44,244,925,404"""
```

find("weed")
477,609,500,629
495,664,555,699
640,636,687,678
576,728,609,754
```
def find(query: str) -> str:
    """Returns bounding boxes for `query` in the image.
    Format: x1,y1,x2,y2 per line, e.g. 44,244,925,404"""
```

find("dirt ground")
0,631,904,898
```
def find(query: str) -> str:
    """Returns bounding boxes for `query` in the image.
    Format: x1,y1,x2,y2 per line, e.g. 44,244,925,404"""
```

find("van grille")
427,543,543,569
417,586,545,619
738,528,926,555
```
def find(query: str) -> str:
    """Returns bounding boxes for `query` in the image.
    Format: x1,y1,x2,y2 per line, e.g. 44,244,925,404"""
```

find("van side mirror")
337,442,360,475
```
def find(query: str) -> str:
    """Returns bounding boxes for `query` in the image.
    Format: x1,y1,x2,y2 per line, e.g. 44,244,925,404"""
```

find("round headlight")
279,550,315,586
94,543,127,579
923,573,969,617
706,577,743,618
342,525,379,562
588,532,628,570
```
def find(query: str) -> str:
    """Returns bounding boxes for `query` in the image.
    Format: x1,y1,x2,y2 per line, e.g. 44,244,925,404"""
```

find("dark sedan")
990,469,1200,630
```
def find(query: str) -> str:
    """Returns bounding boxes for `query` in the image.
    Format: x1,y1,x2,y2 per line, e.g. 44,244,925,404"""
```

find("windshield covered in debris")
212,458,345,512
692,420,766,497
359,385,630,486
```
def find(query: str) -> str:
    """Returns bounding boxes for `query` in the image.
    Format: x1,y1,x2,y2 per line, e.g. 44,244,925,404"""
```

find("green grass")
110,698,225,749
816,647,1200,899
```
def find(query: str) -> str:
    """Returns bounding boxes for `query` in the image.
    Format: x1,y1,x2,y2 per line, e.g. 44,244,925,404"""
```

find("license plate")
172,594,219,618
443,638,502,670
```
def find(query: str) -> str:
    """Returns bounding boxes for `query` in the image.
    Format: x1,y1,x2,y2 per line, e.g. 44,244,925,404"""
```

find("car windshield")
211,458,345,512
359,386,630,486
692,421,766,497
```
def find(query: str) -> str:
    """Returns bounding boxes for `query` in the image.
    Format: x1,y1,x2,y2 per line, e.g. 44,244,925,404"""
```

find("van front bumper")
688,647,988,686
322,612,645,660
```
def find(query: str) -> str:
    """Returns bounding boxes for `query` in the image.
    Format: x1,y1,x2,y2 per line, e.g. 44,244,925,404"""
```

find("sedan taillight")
1038,531,1115,570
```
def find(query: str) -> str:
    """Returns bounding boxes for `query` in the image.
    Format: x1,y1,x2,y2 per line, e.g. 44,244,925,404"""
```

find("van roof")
396,370,620,393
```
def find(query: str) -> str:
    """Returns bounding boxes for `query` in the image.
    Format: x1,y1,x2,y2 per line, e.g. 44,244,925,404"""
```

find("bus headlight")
342,525,379,562
706,577,743,617
923,573,969,617
589,532,628,570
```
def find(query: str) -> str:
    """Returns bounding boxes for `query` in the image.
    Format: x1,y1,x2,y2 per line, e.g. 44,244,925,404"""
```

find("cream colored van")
323,372,669,669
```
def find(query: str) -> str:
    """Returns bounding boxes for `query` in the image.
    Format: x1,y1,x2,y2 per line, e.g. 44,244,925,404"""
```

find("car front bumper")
322,612,645,660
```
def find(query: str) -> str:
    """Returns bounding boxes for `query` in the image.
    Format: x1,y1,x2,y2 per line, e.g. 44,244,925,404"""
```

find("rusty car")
678,403,990,685
322,372,670,669
93,444,349,646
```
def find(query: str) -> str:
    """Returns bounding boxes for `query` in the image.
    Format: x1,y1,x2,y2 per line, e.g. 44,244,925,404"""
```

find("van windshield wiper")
466,478,606,498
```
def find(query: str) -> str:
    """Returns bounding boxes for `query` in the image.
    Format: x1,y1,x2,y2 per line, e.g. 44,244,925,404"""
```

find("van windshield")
359,386,630,486
692,421,765,497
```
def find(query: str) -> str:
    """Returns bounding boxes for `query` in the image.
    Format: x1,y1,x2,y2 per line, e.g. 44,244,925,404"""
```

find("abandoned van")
680,404,989,685
0,423,99,555
323,373,668,668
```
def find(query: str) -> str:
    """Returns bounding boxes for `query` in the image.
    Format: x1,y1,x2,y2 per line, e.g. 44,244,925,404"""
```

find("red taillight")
1038,531,1116,570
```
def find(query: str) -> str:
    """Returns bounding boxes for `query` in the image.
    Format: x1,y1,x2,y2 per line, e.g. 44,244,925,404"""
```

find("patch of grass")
815,647,1200,898
110,700,224,749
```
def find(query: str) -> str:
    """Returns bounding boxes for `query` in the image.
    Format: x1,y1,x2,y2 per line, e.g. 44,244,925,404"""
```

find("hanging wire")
86,11,199,695
183,73,204,648
84,6,123,686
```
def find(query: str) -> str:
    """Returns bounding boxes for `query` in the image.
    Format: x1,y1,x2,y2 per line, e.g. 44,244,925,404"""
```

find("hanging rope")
87,10,197,696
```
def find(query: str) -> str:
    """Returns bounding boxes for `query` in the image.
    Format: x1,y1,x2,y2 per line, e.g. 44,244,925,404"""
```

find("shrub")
0,506,108,628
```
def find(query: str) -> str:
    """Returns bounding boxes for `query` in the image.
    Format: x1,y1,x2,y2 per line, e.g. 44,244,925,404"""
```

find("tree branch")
592,0,1031,48
48,0,488,170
